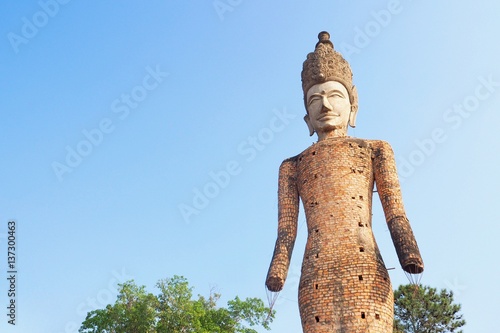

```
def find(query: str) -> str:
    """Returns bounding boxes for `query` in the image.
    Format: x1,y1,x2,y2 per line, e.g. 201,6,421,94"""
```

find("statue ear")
348,85,359,128
304,114,315,136
349,105,358,128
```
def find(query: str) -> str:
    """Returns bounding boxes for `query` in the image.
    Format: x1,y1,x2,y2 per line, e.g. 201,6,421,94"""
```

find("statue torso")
291,138,393,332
296,137,375,237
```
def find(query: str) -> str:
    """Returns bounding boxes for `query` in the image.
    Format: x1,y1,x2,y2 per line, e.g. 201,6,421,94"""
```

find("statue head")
301,32,358,140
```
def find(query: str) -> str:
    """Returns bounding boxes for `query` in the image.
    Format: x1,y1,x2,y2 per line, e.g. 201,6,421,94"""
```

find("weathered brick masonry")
268,138,423,332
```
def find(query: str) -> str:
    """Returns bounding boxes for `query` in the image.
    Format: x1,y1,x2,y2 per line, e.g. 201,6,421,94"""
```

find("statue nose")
321,96,333,112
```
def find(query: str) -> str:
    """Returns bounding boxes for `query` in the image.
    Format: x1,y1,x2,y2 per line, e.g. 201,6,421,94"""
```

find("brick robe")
267,137,423,333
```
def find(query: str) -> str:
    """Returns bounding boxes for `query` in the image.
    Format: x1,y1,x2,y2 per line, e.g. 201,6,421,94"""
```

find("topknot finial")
316,31,333,49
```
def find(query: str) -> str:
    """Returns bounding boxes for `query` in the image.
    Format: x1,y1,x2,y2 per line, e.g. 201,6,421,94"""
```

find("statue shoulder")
369,139,393,148
278,155,300,174
280,155,299,167
369,139,396,157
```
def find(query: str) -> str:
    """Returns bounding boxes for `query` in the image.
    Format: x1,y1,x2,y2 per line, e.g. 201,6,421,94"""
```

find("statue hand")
266,274,284,292
403,260,424,274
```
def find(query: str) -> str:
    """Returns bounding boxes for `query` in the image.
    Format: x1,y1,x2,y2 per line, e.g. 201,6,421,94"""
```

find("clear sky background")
1,1,499,332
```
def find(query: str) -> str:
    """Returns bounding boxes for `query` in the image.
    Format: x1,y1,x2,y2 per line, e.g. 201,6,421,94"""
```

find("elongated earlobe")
304,114,315,136
349,106,358,128
348,85,359,128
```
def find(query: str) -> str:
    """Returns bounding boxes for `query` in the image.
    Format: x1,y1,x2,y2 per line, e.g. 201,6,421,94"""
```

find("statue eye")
328,91,344,99
308,96,321,106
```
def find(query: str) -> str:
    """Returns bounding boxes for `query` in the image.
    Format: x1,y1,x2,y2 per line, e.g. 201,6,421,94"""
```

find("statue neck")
317,129,348,141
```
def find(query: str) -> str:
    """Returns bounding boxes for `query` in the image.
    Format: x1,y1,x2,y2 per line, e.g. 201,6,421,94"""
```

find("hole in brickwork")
359,195,363,200
315,284,319,290
315,316,320,323
315,229,319,233
375,314,380,320
351,196,355,199
358,222,363,227
361,312,366,319
312,151,316,155
358,275,363,281
315,253,319,258
359,247,365,252
314,174,318,179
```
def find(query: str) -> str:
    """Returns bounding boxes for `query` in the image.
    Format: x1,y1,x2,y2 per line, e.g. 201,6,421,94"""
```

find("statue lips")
317,112,340,121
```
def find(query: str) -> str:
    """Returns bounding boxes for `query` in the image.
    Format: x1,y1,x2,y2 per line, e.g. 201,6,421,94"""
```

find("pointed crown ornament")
301,31,358,111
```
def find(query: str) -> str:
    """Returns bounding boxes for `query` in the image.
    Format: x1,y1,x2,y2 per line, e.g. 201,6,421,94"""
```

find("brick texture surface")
267,137,423,333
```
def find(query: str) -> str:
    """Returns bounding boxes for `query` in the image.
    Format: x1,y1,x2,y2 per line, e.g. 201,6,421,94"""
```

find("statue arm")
266,158,299,292
373,141,424,274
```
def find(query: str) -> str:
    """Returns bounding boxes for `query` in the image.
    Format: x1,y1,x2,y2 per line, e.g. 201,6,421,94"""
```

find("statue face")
305,81,352,138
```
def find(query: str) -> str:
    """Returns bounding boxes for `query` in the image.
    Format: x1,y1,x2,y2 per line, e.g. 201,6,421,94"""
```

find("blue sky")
1,0,499,332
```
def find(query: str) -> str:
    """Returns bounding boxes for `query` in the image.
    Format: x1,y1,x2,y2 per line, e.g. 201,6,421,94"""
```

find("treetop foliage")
393,284,466,333
79,275,274,333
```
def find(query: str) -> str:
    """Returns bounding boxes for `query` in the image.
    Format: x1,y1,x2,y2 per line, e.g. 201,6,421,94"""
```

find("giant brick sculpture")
265,32,424,333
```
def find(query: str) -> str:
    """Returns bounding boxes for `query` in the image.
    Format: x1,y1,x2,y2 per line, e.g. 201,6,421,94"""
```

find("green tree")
393,284,466,333
79,275,274,333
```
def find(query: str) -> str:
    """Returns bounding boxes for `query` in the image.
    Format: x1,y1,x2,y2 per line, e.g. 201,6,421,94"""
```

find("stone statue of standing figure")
265,32,424,333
